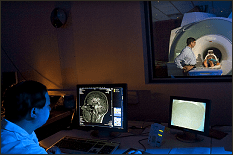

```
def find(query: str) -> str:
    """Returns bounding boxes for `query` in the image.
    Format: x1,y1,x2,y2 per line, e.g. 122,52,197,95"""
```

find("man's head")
2,80,50,126
186,37,196,48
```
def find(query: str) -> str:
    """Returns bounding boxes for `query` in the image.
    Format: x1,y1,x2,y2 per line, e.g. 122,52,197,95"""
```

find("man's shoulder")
1,134,47,154
181,46,192,54
1,128,18,143
1,143,47,154
183,46,191,51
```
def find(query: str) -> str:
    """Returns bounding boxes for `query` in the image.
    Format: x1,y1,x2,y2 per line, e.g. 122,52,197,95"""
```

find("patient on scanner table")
203,50,221,69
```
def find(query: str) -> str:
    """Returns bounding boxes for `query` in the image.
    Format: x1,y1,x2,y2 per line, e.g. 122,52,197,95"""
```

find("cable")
108,133,149,152
2,46,62,88
24,62,62,88
210,136,213,154
2,46,26,80
168,148,172,154
210,125,213,154
138,138,148,152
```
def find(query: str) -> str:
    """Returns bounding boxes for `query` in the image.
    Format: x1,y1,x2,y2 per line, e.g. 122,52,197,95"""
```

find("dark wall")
153,19,182,62
1,1,232,126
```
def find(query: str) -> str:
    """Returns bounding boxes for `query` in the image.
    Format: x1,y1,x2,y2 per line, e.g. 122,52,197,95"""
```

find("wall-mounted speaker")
50,8,67,28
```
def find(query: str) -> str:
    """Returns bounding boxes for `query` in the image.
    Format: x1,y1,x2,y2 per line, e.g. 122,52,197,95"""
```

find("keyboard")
49,136,120,154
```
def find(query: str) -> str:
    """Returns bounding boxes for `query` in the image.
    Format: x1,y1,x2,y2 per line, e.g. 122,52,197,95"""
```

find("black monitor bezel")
168,96,211,136
74,83,128,133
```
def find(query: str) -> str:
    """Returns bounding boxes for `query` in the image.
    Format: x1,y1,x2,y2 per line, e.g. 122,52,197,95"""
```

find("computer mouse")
125,149,143,154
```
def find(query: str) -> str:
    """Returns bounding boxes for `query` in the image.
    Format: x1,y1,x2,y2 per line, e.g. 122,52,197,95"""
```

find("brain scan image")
81,91,109,123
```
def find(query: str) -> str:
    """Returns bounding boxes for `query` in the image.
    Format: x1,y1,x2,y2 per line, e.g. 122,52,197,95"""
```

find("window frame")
142,1,232,83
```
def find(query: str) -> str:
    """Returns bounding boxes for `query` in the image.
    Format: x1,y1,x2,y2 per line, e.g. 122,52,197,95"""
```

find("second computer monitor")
168,96,211,142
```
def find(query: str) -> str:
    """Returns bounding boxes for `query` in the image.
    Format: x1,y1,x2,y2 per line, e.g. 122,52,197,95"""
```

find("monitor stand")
176,131,204,143
90,130,120,138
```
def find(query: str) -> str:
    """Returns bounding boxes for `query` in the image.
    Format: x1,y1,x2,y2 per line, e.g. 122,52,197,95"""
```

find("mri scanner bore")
167,12,232,77
203,50,221,68
81,91,109,123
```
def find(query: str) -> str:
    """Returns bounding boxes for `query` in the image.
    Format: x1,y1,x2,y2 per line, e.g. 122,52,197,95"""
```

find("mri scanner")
167,12,232,76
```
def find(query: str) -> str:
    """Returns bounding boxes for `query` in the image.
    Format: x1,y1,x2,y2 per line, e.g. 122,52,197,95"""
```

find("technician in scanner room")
1,80,61,154
174,37,197,76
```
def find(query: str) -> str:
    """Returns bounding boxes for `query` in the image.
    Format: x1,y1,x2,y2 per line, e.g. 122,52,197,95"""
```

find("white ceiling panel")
151,1,232,22
151,1,170,7
170,1,193,14
151,7,170,21
152,1,180,15
192,1,213,6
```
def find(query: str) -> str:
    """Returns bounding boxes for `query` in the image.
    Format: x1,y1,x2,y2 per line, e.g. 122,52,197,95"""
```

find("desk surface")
39,121,232,154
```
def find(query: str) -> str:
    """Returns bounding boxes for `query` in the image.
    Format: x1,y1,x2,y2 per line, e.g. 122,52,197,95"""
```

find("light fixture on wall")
50,8,67,28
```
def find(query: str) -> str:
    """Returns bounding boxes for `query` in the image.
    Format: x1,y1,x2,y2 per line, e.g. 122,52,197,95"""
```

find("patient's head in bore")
2,80,51,134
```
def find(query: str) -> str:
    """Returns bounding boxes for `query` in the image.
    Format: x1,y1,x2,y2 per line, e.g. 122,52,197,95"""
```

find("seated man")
1,80,61,154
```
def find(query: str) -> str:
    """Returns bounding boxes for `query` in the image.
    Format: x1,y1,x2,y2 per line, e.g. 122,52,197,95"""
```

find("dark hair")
2,80,48,122
186,37,196,46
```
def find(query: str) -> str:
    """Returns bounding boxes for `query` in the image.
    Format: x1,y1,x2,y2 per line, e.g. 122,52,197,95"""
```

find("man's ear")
30,107,37,119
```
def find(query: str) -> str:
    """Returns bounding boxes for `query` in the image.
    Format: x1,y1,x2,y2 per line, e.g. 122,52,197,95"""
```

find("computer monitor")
74,83,128,137
168,96,211,143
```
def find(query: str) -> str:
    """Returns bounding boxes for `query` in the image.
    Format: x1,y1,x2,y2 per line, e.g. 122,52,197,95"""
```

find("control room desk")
39,121,232,154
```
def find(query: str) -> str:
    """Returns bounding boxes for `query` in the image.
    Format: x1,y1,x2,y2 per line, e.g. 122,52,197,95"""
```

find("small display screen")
171,99,207,132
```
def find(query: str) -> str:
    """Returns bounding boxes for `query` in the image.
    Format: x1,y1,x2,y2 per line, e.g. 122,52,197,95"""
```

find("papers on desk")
169,147,210,154
211,147,232,154
169,147,232,154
